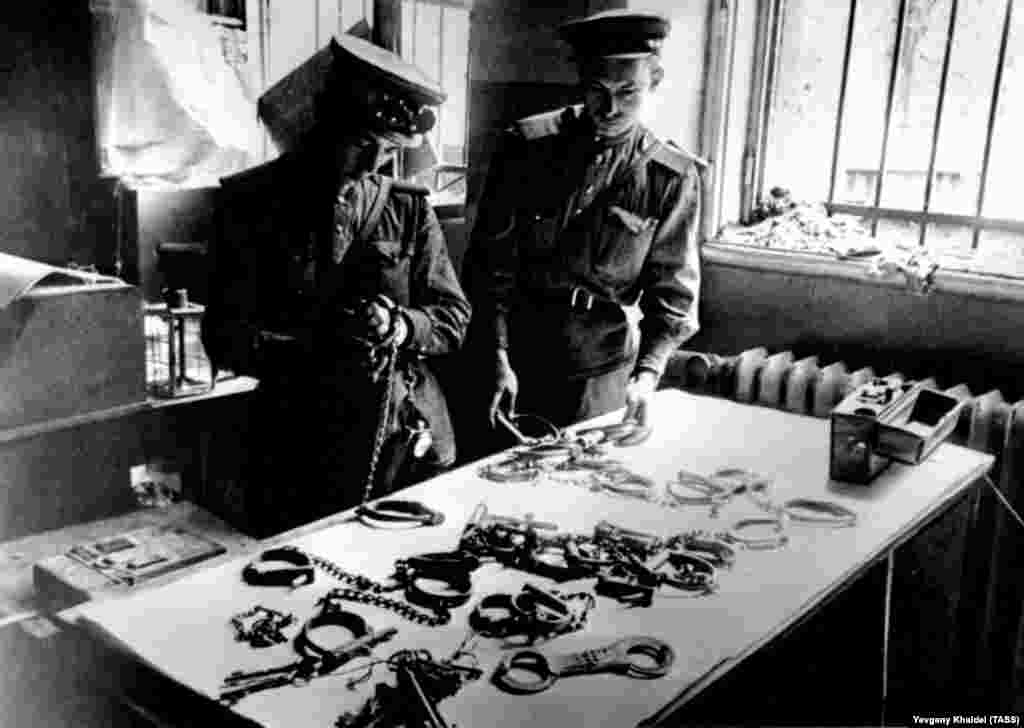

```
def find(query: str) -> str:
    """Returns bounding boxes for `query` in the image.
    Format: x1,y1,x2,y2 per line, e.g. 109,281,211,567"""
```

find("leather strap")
359,176,393,242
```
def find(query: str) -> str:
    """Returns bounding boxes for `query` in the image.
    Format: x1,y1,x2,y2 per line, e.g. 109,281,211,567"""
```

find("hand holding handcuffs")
492,636,675,694
480,412,654,491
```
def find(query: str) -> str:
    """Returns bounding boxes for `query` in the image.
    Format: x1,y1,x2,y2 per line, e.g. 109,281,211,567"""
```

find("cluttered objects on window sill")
714,190,940,294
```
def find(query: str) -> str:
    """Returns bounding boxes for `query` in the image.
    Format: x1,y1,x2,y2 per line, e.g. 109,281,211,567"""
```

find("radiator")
663,347,1024,706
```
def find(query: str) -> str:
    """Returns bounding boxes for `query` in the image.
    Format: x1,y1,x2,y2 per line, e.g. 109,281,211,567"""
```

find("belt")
522,286,624,316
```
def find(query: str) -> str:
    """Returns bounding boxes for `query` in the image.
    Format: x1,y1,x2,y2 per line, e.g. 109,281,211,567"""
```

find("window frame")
735,0,1023,254
399,0,471,216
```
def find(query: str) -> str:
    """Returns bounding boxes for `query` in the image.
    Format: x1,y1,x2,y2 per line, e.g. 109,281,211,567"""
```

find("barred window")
400,0,470,212
751,0,1023,276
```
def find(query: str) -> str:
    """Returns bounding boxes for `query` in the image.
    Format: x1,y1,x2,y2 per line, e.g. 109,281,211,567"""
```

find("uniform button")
585,185,593,194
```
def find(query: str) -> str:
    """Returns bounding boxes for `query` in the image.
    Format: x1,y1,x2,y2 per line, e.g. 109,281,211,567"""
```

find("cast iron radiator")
661,347,1024,711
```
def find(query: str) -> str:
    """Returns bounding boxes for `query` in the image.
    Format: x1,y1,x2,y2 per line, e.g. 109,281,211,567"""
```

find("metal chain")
322,587,450,627
361,339,399,505
304,551,392,594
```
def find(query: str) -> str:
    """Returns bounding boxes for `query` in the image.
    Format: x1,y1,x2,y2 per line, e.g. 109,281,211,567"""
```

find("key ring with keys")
492,636,675,694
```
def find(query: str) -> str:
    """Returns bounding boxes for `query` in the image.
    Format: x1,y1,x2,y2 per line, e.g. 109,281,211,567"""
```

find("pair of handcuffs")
469,583,595,643
391,551,479,613
479,414,653,484
220,603,398,705
492,636,675,694
666,468,774,513
351,499,446,529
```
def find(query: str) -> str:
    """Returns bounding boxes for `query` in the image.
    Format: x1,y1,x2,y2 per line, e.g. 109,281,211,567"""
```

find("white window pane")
762,0,848,203
924,222,974,262
833,0,902,206
972,228,1024,275
876,217,920,247
440,6,469,164
983,0,1024,220
930,0,1009,215
880,0,955,210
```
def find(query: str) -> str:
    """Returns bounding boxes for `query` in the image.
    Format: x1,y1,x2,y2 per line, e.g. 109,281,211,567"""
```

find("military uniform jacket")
463,105,703,380
202,150,471,471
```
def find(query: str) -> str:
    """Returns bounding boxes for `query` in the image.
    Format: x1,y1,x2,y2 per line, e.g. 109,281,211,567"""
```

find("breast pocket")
348,239,413,305
518,209,562,265
592,205,658,285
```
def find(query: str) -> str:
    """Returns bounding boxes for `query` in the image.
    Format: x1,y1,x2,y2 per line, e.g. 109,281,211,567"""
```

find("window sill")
702,242,1024,305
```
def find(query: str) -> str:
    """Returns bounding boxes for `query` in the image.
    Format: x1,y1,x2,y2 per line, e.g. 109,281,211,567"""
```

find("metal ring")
722,517,788,550
781,498,857,527
492,650,555,694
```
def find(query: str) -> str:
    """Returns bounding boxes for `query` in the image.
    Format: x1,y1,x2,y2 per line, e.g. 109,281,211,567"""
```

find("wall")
0,4,105,266
689,260,1024,401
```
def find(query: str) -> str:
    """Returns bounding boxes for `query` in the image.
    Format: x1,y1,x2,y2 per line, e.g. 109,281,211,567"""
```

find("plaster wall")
690,261,1024,400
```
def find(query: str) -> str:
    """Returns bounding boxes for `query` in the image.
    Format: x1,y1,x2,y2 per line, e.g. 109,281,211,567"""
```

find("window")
400,0,470,212
747,0,1023,277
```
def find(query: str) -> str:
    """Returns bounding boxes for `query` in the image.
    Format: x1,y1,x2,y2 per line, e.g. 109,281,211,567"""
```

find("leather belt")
521,286,624,316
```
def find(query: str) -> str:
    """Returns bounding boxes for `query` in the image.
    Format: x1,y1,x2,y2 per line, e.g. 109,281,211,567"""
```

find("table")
59,390,993,728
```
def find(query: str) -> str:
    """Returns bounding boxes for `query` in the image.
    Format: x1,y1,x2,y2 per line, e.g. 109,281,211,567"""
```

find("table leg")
881,549,894,727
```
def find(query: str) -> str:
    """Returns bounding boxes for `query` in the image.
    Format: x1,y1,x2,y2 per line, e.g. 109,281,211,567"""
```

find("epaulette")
650,140,709,174
388,179,430,196
509,105,582,141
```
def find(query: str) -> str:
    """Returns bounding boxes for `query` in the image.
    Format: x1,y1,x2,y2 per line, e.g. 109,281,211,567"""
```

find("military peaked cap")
258,34,445,153
558,9,671,59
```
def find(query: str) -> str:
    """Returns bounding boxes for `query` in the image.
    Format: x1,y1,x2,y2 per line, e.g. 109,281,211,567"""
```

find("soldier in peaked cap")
202,34,471,535
458,9,705,454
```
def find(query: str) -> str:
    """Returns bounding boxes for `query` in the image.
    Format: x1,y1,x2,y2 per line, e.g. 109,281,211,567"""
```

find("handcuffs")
220,604,397,705
353,499,445,529
479,414,654,485
719,516,789,550
469,584,595,643
242,546,317,588
393,552,479,613
780,498,858,527
666,468,773,513
492,636,675,694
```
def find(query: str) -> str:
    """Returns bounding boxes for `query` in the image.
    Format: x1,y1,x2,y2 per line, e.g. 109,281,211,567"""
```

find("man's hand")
623,370,658,427
362,298,393,340
489,348,519,427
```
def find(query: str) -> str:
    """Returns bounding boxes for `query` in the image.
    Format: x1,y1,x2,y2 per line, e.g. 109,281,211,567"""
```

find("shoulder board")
388,179,430,196
650,140,708,174
509,105,582,141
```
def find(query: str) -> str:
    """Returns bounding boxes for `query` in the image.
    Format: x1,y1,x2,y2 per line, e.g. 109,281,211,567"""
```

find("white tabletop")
62,389,993,728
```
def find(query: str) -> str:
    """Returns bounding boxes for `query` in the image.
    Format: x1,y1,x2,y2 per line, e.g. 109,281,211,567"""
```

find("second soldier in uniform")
460,9,705,451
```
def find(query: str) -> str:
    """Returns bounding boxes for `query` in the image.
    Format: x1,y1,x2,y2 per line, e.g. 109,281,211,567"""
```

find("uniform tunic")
202,150,470,534
461,105,704,431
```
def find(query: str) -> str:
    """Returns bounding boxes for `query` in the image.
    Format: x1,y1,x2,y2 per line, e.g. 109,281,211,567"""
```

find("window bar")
826,0,858,207
972,0,1015,250
918,0,959,248
437,2,445,165
870,0,911,237
751,0,785,217
411,0,419,61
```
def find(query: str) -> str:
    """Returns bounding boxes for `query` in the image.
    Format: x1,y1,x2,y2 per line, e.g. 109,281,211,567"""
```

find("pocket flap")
608,205,657,235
